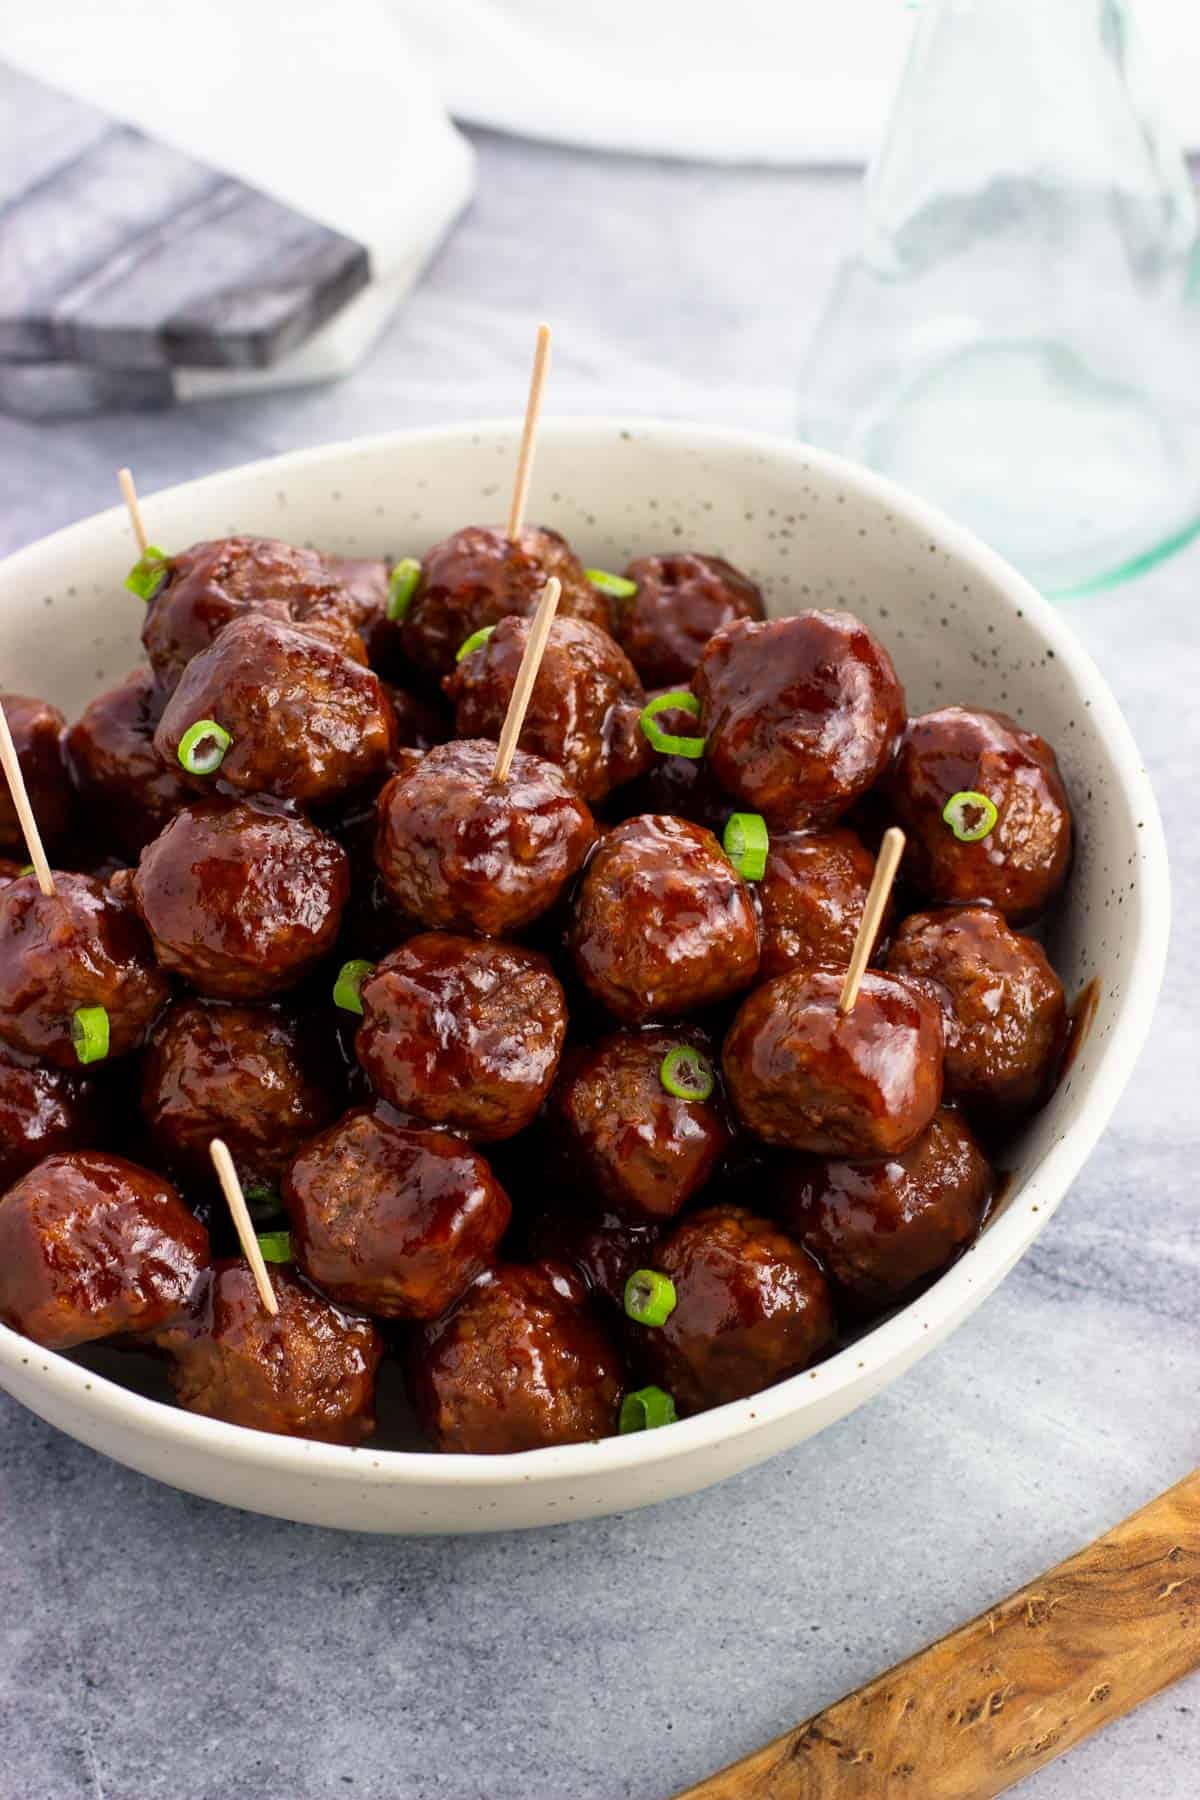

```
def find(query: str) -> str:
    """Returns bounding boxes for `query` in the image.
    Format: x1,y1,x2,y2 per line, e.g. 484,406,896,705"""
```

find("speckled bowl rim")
0,419,1171,1493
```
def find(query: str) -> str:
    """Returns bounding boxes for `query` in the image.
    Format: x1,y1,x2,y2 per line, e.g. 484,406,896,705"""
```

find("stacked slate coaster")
0,59,472,418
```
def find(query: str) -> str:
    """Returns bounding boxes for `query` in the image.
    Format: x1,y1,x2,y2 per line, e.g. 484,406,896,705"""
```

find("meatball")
526,1205,663,1313
772,1108,993,1310
400,524,610,679
356,935,567,1141
886,906,1067,1114
65,668,191,856
0,693,74,853
548,1027,731,1220
693,612,906,826
132,799,349,999
0,871,170,1067
570,815,760,1024
141,535,365,690
615,552,764,687
375,738,595,937
0,1043,105,1188
156,1260,382,1444
0,1151,209,1349
758,827,880,979
627,1205,835,1414
409,1261,622,1453
443,614,649,803
142,1000,339,1191
883,707,1072,924
283,1107,511,1320
723,966,944,1156
155,614,395,805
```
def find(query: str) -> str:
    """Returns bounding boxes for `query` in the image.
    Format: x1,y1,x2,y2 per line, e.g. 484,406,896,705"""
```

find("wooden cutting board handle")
675,1469,1200,1800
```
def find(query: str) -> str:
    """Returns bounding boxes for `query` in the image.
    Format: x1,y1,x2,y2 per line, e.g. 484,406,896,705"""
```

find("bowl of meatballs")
0,420,1168,1533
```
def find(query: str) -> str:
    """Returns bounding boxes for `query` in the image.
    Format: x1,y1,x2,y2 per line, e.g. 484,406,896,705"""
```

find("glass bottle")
798,0,1200,594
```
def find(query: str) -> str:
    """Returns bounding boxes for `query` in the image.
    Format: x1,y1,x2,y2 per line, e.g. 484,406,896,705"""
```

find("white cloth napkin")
402,0,1200,163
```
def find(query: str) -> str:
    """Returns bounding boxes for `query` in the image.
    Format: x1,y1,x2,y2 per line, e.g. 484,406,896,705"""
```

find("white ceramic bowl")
0,421,1169,1533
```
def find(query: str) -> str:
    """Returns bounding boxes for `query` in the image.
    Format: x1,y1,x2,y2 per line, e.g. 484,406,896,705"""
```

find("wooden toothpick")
210,1139,279,1316
118,467,148,555
838,826,905,1015
505,323,551,542
0,699,54,897
491,576,562,783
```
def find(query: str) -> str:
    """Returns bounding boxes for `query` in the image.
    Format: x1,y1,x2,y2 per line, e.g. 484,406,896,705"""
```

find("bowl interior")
0,420,1168,1501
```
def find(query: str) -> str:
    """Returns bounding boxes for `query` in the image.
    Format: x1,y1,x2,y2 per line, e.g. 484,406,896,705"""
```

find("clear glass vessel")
799,0,1200,595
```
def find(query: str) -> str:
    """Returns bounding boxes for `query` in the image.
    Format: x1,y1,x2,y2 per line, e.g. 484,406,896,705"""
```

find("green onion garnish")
624,1268,677,1327
723,812,769,881
619,1386,678,1433
333,957,374,1014
71,1005,110,1066
585,568,638,601
243,1182,281,1222
659,1045,715,1102
18,863,34,877
386,558,421,622
124,546,169,602
942,790,999,843
456,624,495,663
639,690,705,759
177,719,231,776
256,1230,292,1263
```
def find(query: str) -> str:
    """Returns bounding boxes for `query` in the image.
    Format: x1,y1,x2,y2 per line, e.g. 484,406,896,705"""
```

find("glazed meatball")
141,536,365,690
0,1043,105,1188
886,906,1067,1114
375,738,595,937
571,815,760,1025
772,1107,993,1310
284,1107,511,1320
399,524,610,680
526,1205,663,1313
723,966,944,1156
155,615,395,805
132,799,349,999
693,612,905,826
156,1260,382,1444
65,668,191,856
615,552,764,687
0,871,170,1067
627,1205,835,1414
0,1151,209,1349
142,1000,340,1190
548,1027,731,1220
758,827,880,979
443,614,649,803
356,935,567,1141
410,1261,622,1453
0,693,74,852
883,707,1072,924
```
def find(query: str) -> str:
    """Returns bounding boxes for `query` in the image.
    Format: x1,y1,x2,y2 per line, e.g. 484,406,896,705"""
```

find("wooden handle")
676,1470,1200,1800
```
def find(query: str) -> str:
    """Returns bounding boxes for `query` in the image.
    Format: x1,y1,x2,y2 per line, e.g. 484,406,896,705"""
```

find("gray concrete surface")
0,130,1197,1800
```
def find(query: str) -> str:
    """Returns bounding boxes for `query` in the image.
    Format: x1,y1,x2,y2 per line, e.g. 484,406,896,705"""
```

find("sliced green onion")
639,690,706,759
386,557,421,622
723,812,769,881
659,1045,715,1102
71,1005,109,1066
619,1386,678,1433
243,1182,281,1223
456,624,495,663
177,719,231,776
256,1230,292,1263
333,957,374,1014
624,1268,678,1327
18,863,34,877
585,568,638,601
943,790,999,843
124,545,169,602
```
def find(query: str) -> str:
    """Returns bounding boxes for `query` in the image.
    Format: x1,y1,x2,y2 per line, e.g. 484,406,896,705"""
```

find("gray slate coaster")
0,61,370,372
